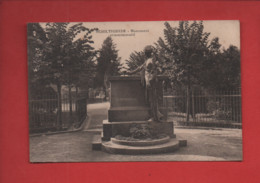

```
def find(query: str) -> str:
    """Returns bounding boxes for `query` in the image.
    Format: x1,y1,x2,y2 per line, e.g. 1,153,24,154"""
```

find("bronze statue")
128,45,163,122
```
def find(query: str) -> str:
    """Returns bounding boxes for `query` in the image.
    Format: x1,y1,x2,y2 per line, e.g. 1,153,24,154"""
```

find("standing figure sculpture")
128,45,163,122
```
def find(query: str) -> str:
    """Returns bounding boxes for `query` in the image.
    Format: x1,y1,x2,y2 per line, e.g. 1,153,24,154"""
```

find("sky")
81,20,240,64
40,21,240,64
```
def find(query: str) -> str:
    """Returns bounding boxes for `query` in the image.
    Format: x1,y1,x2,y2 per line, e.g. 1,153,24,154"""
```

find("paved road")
30,102,242,162
83,102,109,131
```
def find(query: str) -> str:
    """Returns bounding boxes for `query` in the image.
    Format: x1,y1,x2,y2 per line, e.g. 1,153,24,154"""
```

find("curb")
82,114,92,131
174,125,241,130
29,116,89,137
173,120,242,129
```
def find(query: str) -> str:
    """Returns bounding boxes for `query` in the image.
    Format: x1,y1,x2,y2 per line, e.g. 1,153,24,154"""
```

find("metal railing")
29,94,87,133
163,89,242,125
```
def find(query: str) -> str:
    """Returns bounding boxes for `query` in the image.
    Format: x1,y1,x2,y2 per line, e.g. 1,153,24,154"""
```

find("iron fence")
163,89,242,125
29,94,87,133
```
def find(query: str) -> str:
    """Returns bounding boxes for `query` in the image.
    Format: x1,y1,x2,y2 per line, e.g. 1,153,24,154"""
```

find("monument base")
108,107,168,122
102,120,176,141
92,120,187,155
91,76,187,155
101,137,181,155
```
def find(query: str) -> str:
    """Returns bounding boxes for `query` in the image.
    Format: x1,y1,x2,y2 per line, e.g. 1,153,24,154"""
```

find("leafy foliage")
125,51,146,71
156,21,214,87
207,99,232,121
28,23,97,93
129,124,152,139
125,21,241,122
41,23,97,87
27,23,50,98
156,21,240,91
95,36,121,89
28,23,98,127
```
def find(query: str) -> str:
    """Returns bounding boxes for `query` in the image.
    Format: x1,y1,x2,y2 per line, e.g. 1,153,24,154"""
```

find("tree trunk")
191,88,196,121
103,86,107,101
57,83,62,129
186,85,190,122
68,84,73,127
75,86,78,113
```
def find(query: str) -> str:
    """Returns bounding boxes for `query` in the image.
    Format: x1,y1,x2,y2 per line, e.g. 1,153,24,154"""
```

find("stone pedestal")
108,76,165,122
102,120,176,141
92,76,186,154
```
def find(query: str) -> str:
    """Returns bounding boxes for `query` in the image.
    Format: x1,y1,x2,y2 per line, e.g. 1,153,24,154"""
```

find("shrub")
129,124,152,139
213,109,232,121
207,99,232,121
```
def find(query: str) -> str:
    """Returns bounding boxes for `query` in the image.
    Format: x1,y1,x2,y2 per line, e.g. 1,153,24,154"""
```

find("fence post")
57,84,62,129
191,88,195,122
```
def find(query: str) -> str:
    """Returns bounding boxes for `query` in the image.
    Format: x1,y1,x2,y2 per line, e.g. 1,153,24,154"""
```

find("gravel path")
30,102,242,162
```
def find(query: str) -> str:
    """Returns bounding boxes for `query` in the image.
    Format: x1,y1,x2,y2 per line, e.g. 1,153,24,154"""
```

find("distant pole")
186,85,190,122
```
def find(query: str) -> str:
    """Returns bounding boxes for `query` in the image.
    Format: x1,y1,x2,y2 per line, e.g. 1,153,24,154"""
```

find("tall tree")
29,23,97,128
27,23,50,99
125,51,146,71
196,44,240,90
95,36,121,99
217,45,241,90
156,21,222,121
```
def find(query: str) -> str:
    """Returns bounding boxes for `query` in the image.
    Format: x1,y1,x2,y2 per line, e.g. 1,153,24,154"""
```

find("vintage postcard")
28,21,242,162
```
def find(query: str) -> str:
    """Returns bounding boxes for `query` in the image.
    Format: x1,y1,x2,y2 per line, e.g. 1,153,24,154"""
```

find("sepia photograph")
28,21,242,162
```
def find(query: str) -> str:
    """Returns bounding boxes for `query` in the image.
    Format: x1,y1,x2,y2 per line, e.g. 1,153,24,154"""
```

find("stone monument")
92,75,187,155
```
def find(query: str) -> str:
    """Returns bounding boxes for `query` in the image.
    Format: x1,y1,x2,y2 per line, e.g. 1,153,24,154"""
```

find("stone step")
111,136,171,146
92,134,102,151
102,120,176,141
102,138,180,155
108,106,150,122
